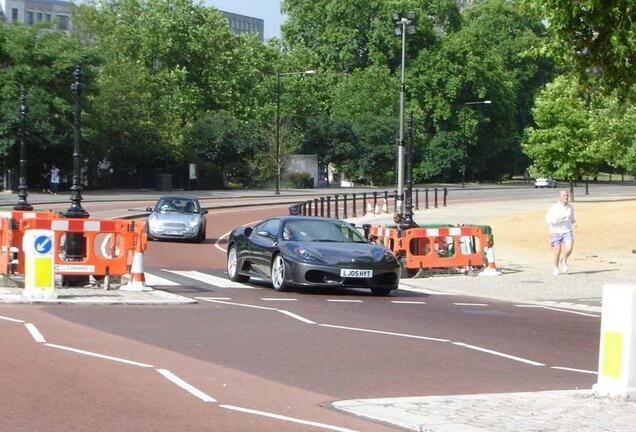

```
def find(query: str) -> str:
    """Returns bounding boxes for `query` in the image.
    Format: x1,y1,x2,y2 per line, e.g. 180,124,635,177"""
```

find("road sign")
23,229,57,300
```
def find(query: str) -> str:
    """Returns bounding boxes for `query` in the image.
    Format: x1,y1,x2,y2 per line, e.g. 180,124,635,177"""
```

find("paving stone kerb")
333,390,636,432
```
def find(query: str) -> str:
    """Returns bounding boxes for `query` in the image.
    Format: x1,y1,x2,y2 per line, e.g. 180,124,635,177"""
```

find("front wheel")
370,286,395,296
271,254,289,291
227,245,249,282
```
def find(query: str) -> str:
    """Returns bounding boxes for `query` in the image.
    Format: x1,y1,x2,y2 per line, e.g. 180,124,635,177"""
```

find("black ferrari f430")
226,216,400,296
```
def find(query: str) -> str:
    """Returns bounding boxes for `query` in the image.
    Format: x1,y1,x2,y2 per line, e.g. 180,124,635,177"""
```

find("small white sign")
189,163,197,180
54,264,96,273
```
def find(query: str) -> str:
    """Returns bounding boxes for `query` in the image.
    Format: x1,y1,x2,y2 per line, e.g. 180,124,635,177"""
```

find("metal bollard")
352,193,357,217
425,188,429,209
334,195,339,219
585,180,589,195
307,201,311,216
434,188,438,208
327,196,331,218
320,197,325,217
362,223,371,240
393,190,398,211
415,188,419,210
344,194,349,218
443,188,448,207
314,199,319,215
384,191,389,205
362,192,367,215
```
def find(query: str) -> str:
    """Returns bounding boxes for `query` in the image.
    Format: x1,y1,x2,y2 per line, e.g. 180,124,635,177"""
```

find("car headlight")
148,216,161,231
383,251,397,262
294,246,319,261
188,217,199,227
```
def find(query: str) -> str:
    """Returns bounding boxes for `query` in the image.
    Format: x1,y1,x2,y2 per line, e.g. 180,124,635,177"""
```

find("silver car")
145,196,207,242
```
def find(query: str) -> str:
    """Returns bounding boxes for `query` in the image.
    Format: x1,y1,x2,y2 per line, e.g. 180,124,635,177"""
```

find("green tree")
527,0,636,94
523,75,600,181
0,22,98,174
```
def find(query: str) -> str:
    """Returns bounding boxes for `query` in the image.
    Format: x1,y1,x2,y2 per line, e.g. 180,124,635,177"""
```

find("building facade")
0,0,72,30
221,11,264,41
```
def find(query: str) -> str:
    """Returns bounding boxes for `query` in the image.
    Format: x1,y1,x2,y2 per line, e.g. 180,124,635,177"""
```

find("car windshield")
155,198,198,213
282,220,367,243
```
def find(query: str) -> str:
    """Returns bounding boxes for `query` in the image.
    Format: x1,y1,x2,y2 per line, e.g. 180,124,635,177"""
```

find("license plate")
165,230,182,235
340,269,373,278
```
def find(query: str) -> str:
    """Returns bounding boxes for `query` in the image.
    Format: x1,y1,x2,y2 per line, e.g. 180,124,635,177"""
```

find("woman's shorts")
550,231,573,247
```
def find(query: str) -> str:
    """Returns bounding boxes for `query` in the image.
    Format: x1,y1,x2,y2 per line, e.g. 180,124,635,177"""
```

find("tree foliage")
528,0,636,94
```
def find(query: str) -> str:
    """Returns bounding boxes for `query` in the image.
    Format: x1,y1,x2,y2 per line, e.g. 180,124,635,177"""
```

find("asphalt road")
0,191,606,432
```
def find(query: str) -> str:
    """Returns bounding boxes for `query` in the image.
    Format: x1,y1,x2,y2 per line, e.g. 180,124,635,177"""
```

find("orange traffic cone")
381,199,388,214
374,202,381,215
480,247,500,276
121,251,151,291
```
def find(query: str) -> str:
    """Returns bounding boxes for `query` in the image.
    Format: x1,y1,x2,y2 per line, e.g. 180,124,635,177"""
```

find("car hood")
283,241,389,266
149,212,199,224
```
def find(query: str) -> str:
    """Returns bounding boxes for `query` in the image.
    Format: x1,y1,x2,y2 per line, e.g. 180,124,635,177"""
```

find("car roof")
157,195,199,200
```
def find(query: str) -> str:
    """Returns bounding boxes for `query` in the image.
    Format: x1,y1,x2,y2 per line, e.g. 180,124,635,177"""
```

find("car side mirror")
368,235,378,244
202,209,208,214
146,207,153,212
244,227,253,238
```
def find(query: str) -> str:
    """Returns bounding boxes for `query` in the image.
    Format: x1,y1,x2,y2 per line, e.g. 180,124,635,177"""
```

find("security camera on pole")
393,12,416,217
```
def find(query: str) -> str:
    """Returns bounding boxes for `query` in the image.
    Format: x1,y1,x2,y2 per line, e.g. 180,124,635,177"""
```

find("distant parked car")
534,177,557,188
145,195,207,242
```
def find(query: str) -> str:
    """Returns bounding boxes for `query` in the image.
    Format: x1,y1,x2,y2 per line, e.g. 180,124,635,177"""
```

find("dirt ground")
484,198,636,269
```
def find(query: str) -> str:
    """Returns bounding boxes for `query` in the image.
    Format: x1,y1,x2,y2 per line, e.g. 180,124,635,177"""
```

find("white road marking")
327,299,363,303
451,342,545,366
0,315,25,323
24,323,46,343
551,366,598,375
220,404,360,432
515,304,600,317
144,272,180,286
156,369,217,402
165,270,259,289
320,324,450,342
398,285,459,296
261,298,298,301
214,219,262,253
278,310,316,324
391,301,427,304
196,298,277,311
200,297,232,300
45,343,154,368
453,303,488,307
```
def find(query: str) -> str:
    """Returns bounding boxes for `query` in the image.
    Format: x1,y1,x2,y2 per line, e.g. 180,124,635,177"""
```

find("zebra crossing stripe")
144,272,180,286
163,270,260,289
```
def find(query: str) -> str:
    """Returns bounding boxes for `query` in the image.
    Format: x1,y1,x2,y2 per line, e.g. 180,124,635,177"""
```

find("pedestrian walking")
49,164,60,194
545,190,575,276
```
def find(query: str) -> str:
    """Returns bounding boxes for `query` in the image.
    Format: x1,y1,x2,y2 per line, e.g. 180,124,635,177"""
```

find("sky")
205,0,285,39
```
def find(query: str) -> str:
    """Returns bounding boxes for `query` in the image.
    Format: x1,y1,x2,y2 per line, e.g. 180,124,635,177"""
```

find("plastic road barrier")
594,284,636,399
22,229,57,299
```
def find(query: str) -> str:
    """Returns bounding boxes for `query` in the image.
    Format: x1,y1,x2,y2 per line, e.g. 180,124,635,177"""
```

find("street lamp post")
63,66,89,286
461,100,491,188
400,112,417,229
393,12,416,215
14,87,33,211
275,69,315,195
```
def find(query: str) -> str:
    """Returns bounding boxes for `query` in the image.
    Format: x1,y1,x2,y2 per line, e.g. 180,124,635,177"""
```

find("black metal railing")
288,188,448,218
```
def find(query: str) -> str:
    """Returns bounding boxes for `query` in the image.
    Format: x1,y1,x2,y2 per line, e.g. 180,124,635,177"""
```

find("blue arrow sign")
34,235,52,255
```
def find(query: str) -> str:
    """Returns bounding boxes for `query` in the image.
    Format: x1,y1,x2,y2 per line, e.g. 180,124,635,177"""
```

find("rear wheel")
271,254,289,291
227,245,249,282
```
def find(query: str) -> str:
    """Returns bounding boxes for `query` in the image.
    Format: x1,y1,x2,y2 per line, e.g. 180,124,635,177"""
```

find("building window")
45,13,51,22
12,8,18,21
26,11,34,25
57,14,69,30
37,12,43,22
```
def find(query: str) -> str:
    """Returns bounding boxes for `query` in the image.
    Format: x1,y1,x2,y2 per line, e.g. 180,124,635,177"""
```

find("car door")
249,219,280,276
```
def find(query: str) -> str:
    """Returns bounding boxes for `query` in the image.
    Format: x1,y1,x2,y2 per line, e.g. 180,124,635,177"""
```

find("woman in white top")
545,190,575,275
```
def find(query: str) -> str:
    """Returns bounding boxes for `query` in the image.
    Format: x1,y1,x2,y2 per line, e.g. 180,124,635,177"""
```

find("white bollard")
594,284,636,399
22,229,57,300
